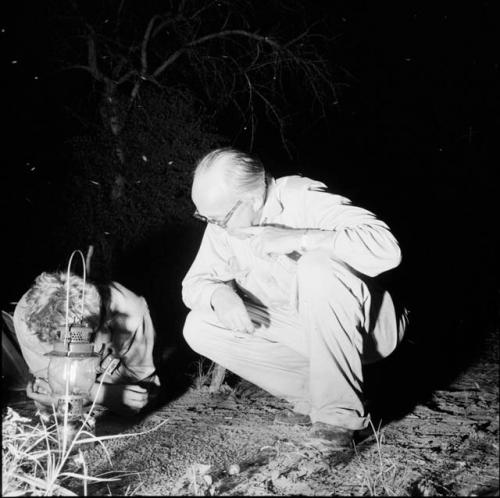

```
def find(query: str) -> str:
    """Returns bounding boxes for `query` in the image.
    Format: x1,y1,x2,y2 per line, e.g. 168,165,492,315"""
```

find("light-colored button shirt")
13,282,159,386
182,175,402,312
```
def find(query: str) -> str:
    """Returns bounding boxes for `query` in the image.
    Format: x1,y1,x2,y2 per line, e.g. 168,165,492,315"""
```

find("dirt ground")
5,328,499,496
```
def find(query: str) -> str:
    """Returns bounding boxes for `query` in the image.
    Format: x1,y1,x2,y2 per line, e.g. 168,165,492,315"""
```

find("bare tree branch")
141,15,163,75
63,1,339,156
242,71,256,149
189,1,218,22
253,85,291,156
114,0,126,35
86,30,103,81
152,29,281,78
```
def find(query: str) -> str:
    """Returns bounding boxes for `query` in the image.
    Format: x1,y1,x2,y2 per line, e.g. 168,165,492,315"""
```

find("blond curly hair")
24,272,102,343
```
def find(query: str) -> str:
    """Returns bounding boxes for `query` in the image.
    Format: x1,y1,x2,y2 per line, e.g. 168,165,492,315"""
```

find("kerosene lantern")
45,250,100,446
46,323,100,419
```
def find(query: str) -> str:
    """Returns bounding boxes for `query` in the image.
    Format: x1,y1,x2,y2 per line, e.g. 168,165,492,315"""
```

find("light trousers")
183,250,407,430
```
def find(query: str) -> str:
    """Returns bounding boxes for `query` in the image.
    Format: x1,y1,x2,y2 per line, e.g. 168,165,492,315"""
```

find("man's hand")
211,285,255,335
229,226,303,258
26,377,55,407
27,377,153,416
92,383,151,415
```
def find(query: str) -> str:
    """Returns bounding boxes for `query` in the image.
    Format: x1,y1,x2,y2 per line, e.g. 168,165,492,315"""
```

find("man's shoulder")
274,175,351,212
275,175,348,203
109,282,146,313
276,175,328,194
110,281,140,297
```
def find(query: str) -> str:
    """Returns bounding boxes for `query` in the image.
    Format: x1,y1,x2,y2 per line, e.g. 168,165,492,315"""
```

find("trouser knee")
297,250,362,301
182,311,206,353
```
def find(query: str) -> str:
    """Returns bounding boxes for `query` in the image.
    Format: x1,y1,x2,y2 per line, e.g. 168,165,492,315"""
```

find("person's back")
14,271,159,414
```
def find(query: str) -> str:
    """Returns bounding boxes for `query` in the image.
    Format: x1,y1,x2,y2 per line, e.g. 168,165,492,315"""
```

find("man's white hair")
194,147,266,195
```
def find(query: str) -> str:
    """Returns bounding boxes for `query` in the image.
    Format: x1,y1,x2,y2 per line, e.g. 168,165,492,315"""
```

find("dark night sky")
1,1,498,366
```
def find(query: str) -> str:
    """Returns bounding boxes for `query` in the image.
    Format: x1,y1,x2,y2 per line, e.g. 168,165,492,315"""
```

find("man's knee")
182,310,206,352
297,250,331,277
297,250,356,294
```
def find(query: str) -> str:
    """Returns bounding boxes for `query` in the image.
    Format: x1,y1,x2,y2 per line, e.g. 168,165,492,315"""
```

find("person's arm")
300,187,402,276
182,224,236,312
235,177,402,277
27,375,150,415
90,382,150,414
182,224,255,333
98,283,160,389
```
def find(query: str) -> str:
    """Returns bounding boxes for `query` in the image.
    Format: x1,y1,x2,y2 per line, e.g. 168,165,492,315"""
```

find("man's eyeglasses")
193,175,268,229
193,200,243,229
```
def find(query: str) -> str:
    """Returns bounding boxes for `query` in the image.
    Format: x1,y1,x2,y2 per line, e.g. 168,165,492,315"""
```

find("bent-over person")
13,271,160,415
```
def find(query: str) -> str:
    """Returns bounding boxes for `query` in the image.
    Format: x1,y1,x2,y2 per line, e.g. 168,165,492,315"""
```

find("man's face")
192,163,263,230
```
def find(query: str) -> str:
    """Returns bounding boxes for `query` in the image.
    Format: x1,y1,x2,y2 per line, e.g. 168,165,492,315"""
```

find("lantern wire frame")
63,250,87,346
59,250,90,453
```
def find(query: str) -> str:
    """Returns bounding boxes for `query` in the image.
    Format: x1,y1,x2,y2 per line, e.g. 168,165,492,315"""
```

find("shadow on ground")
364,227,498,427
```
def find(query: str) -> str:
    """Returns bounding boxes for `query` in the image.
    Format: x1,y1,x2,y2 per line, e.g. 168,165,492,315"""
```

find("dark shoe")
274,409,312,426
308,422,354,449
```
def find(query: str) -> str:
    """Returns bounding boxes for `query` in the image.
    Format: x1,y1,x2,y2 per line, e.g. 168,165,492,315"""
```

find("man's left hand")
26,377,55,407
229,226,302,258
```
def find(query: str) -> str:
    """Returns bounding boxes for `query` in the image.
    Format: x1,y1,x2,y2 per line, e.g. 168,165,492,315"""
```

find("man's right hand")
211,286,255,335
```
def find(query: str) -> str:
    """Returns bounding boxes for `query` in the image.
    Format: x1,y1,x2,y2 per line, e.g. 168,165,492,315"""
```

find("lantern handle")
63,250,87,346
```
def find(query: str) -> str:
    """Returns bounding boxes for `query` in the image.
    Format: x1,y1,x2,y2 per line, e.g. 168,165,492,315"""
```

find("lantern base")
53,396,96,449
54,411,96,450
56,396,85,419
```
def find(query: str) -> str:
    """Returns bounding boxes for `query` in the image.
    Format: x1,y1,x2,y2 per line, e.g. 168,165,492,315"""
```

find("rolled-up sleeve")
299,185,402,277
329,210,402,276
182,224,234,312
101,283,160,386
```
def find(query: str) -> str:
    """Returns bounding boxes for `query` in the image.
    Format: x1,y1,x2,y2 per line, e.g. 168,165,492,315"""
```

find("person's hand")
92,383,150,415
211,286,255,335
229,226,302,258
26,377,56,407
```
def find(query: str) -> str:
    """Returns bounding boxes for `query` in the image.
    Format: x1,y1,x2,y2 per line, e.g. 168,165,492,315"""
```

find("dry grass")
353,420,410,496
190,357,216,390
2,405,111,496
2,390,169,496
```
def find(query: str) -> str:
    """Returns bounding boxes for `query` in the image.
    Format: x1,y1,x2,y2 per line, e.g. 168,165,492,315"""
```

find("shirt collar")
258,176,284,224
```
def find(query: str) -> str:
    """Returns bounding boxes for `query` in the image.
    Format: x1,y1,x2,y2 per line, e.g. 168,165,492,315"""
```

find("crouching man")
182,147,408,449
13,271,160,415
